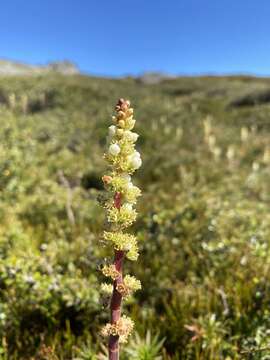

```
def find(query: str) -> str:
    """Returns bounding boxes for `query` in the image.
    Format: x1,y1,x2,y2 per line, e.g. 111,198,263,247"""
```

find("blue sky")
0,0,270,76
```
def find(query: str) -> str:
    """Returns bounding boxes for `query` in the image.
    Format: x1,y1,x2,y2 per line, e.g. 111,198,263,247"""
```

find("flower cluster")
116,275,141,298
107,203,137,228
103,231,139,261
101,315,134,343
102,174,141,204
101,264,120,280
100,99,142,347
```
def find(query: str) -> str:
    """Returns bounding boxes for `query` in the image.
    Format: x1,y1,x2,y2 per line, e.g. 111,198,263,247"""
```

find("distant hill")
0,59,80,76
136,72,175,84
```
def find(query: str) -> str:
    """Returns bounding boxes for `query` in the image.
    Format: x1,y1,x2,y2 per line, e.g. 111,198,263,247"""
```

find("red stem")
108,193,124,360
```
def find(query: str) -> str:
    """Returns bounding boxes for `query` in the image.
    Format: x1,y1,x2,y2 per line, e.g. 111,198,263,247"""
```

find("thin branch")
217,288,229,316
58,170,75,226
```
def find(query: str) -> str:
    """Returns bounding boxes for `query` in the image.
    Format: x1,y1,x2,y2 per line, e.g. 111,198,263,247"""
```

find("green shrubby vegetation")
0,74,269,358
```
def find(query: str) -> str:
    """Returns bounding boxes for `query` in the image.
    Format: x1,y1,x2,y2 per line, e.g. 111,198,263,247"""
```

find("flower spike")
100,99,142,360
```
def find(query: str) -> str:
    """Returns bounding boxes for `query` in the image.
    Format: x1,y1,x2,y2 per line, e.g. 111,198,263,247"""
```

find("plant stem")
108,250,124,359
108,193,124,360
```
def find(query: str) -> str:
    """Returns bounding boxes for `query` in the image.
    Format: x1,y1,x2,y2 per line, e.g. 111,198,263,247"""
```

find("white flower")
108,125,116,137
131,156,142,169
133,151,141,159
128,152,142,170
132,158,142,169
109,143,121,156
125,131,139,142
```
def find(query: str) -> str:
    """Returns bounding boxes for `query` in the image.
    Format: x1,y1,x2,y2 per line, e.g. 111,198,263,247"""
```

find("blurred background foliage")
0,74,269,359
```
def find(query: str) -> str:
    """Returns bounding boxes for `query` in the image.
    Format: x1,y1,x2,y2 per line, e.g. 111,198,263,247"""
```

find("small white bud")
108,125,116,137
133,151,141,159
109,143,121,156
130,156,142,170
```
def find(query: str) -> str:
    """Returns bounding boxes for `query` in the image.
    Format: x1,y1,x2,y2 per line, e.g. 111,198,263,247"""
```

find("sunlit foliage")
0,74,269,358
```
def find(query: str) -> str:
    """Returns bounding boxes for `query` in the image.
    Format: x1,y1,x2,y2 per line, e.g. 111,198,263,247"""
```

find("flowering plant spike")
100,99,142,360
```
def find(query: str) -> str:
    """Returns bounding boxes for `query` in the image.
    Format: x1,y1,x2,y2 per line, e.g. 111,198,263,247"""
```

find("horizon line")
1,57,270,79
